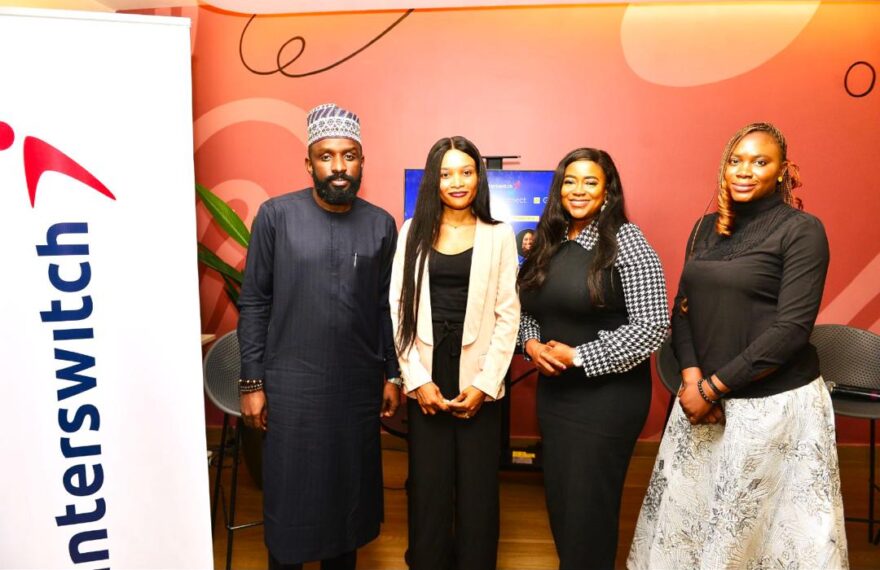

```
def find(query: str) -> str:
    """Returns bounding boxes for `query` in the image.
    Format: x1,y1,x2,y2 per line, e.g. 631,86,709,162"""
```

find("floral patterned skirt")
627,377,848,570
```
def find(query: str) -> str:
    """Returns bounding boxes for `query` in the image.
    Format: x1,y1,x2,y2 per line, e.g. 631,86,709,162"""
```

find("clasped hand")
414,383,485,419
524,339,574,376
678,374,725,426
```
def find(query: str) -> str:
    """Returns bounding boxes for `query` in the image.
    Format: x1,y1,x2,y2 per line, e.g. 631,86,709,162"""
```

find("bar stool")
204,330,264,569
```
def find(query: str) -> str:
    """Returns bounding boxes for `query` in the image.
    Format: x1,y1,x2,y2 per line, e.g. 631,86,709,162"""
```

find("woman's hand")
678,376,715,425
524,339,567,376
697,404,725,425
447,386,487,420
678,366,724,425
694,374,728,425
414,382,450,416
545,340,577,367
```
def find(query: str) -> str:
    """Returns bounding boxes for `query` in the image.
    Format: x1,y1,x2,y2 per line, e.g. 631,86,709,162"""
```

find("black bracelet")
697,378,720,405
705,375,725,400
239,378,264,394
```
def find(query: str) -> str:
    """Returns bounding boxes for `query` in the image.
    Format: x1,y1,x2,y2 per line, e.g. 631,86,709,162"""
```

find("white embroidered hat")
306,103,361,145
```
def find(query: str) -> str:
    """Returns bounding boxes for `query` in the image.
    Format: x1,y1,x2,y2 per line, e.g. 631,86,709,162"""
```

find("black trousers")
407,398,501,570
537,364,651,570
406,320,501,570
268,549,356,570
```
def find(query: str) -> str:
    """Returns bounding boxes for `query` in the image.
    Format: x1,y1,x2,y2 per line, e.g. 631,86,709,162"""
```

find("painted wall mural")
12,1,878,441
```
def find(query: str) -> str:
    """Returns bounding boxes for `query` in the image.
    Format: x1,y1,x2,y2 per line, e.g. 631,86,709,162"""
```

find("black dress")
407,248,502,570
519,222,668,570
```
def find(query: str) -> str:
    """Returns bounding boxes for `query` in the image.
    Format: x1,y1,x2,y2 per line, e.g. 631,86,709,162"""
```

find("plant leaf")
221,274,240,307
197,243,244,285
196,183,251,247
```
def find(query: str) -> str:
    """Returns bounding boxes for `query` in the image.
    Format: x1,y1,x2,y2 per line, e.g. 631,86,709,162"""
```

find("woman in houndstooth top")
518,147,669,570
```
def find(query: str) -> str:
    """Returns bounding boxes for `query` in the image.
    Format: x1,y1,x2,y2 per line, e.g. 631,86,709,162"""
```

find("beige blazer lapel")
416,253,434,345
462,220,491,346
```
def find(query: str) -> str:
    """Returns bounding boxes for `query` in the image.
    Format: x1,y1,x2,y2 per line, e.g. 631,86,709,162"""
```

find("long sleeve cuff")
240,361,265,380
715,355,750,391
671,307,699,369
518,310,541,361
384,358,401,380
574,320,667,378
672,339,700,370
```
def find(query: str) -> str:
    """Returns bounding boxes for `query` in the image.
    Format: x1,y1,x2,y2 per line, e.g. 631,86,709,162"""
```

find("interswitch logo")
0,121,116,207
1,120,114,567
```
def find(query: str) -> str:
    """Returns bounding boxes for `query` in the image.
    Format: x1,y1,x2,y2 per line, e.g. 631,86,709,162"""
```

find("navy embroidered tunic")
237,188,399,563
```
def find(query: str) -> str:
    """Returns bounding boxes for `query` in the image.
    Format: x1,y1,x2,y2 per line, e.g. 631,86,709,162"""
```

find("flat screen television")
403,169,553,260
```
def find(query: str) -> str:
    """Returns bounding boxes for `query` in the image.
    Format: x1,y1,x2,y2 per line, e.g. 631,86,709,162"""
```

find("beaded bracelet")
697,378,720,405
239,378,264,394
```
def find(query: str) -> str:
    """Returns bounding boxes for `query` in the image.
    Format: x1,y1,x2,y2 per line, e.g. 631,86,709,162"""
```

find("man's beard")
313,172,361,205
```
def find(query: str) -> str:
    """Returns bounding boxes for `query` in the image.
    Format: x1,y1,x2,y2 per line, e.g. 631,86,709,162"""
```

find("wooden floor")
210,436,880,570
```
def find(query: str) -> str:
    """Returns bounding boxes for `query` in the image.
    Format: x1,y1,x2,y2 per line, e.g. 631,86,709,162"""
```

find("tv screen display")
403,169,553,260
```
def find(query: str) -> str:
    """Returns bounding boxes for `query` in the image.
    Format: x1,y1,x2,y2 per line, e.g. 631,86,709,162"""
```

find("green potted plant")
196,183,263,488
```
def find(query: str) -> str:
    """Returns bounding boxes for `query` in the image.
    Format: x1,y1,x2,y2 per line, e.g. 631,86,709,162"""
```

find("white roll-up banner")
0,8,212,569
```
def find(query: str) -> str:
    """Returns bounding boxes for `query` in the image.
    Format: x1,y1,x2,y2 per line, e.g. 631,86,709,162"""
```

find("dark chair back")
810,324,880,420
204,331,242,418
655,333,681,395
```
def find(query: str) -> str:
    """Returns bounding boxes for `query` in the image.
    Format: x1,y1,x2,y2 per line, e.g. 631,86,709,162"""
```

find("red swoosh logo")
24,136,116,207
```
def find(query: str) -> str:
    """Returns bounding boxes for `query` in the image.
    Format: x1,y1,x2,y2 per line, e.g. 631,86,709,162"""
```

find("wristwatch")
572,352,584,368
387,377,403,387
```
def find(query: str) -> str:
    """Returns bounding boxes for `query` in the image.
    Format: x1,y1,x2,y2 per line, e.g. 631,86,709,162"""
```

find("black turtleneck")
671,192,830,398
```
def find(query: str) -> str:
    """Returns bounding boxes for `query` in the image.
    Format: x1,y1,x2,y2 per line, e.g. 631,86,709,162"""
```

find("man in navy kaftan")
237,104,400,569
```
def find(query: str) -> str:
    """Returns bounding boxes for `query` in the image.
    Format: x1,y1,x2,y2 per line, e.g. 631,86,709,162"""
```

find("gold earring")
777,176,783,183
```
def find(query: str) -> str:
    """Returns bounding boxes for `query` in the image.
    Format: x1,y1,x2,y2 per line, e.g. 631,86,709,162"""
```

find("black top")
237,188,400,380
520,242,628,348
429,248,472,324
672,192,830,398
519,222,669,378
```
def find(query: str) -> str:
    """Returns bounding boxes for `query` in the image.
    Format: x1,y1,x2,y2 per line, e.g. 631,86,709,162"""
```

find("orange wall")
151,3,880,442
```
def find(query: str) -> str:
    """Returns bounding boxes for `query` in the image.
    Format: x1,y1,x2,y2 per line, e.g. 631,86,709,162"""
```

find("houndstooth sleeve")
518,310,542,360
574,223,669,377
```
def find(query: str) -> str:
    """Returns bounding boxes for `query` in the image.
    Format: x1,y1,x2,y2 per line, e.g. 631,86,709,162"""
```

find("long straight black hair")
396,136,498,352
517,148,628,306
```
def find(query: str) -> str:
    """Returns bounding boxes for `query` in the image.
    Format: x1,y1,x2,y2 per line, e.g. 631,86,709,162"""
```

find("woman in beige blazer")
390,136,520,570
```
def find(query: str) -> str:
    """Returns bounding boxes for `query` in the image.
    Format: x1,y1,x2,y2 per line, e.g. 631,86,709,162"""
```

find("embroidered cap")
306,103,361,145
